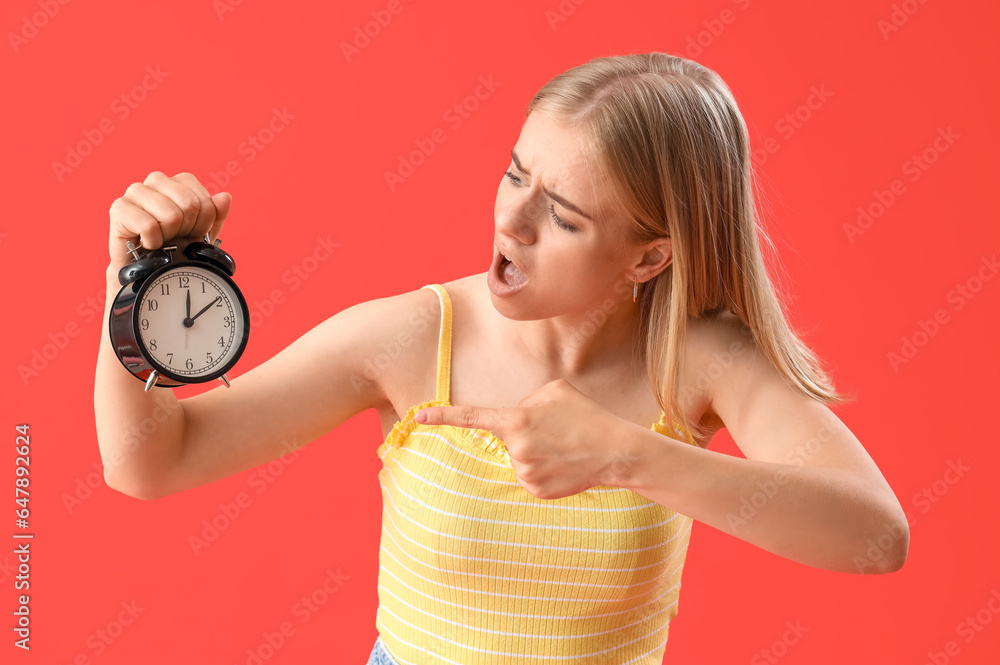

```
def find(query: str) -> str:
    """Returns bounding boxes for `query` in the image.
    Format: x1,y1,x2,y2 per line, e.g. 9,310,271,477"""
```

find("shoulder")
358,273,488,393
340,283,442,342
329,283,444,407
682,309,758,434
438,273,491,328
685,309,754,352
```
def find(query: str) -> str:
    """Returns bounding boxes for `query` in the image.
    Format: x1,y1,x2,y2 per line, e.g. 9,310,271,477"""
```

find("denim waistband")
367,636,401,665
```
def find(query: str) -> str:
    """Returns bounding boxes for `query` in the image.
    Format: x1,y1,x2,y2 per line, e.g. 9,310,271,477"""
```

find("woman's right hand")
107,171,232,273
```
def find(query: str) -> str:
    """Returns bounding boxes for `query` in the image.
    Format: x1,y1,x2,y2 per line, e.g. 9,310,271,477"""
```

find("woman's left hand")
415,378,640,500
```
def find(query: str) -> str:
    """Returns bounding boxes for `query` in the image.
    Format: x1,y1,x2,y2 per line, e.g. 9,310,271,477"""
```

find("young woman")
96,52,909,665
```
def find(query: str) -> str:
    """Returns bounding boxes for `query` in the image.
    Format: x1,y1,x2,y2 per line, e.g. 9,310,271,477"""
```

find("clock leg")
144,370,160,392
218,374,231,388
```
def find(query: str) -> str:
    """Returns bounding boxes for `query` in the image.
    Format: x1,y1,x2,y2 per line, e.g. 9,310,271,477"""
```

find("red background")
3,0,999,663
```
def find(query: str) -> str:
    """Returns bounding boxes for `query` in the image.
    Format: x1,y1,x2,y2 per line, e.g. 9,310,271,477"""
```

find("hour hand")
190,296,221,323
186,289,191,319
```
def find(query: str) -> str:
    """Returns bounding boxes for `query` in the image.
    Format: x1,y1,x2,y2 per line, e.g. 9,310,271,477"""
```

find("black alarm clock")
109,235,250,391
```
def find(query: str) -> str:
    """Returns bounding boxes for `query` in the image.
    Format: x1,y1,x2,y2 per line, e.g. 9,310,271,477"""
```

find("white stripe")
377,572,681,624
379,580,676,639
383,426,508,467
377,536,690,618
402,425,668,493
378,614,667,665
390,455,659,512
417,428,509,467
619,636,668,665
382,465,680,534
379,528,687,589
387,441,512,482
391,417,680,487
381,481,690,553
376,623,465,665
380,530,683,591
379,507,693,573
444,421,684,450
377,599,672,660
391,440,631,495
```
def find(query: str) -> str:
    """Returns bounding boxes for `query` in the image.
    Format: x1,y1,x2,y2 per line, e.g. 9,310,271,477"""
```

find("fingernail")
415,410,427,423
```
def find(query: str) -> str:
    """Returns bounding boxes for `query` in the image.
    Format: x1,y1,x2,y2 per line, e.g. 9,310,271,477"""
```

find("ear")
635,236,672,282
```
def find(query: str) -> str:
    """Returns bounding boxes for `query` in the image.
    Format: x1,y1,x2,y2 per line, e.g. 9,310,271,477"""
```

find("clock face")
135,264,248,381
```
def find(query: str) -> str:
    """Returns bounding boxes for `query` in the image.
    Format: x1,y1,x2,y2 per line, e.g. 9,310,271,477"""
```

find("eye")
503,171,578,233
503,171,522,186
548,205,577,232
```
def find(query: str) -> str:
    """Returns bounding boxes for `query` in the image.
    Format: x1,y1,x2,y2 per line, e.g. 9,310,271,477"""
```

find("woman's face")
490,110,667,320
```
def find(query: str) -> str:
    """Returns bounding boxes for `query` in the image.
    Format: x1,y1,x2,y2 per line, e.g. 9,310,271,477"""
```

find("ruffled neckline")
376,399,694,468
377,398,513,466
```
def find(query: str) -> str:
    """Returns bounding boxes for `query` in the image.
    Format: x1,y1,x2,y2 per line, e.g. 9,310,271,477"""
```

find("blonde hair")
526,52,853,443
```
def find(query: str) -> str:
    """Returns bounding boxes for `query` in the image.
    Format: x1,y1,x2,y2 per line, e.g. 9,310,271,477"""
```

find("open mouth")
497,249,527,286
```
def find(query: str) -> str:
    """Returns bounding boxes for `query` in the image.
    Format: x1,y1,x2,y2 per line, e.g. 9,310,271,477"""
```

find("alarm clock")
109,235,250,391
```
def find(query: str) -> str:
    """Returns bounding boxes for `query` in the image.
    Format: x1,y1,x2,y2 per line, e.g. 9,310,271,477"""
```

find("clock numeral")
223,316,231,328
215,298,223,307
218,336,225,347
166,353,174,365
149,339,157,350
206,352,213,363
140,318,149,331
185,358,194,370
148,299,159,311
178,276,190,288
160,283,170,296
201,282,206,293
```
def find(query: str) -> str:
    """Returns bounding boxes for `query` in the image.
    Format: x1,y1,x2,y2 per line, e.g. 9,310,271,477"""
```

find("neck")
512,292,645,378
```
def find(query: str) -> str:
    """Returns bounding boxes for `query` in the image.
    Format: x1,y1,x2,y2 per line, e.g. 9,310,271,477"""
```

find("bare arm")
145,291,414,499
96,263,187,498
409,313,908,573
94,171,413,500
620,317,909,573
95,171,228,498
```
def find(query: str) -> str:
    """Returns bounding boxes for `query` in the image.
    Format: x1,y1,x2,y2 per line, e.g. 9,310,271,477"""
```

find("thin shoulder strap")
420,284,452,404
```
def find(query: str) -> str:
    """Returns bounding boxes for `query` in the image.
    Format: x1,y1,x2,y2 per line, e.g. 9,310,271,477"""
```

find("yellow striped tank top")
374,283,698,664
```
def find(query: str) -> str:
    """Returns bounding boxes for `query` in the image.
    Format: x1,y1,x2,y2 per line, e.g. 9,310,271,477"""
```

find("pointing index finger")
416,404,510,436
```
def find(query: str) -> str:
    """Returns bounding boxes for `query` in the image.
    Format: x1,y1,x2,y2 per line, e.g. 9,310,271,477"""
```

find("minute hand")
190,296,221,323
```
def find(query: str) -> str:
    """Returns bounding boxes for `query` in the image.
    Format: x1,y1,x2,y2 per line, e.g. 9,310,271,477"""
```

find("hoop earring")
633,275,639,303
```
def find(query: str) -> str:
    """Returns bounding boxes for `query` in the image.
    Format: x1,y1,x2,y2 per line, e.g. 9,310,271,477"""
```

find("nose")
494,204,526,241
495,188,544,243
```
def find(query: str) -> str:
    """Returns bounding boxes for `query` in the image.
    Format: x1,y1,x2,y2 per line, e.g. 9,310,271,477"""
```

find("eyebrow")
510,150,593,221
